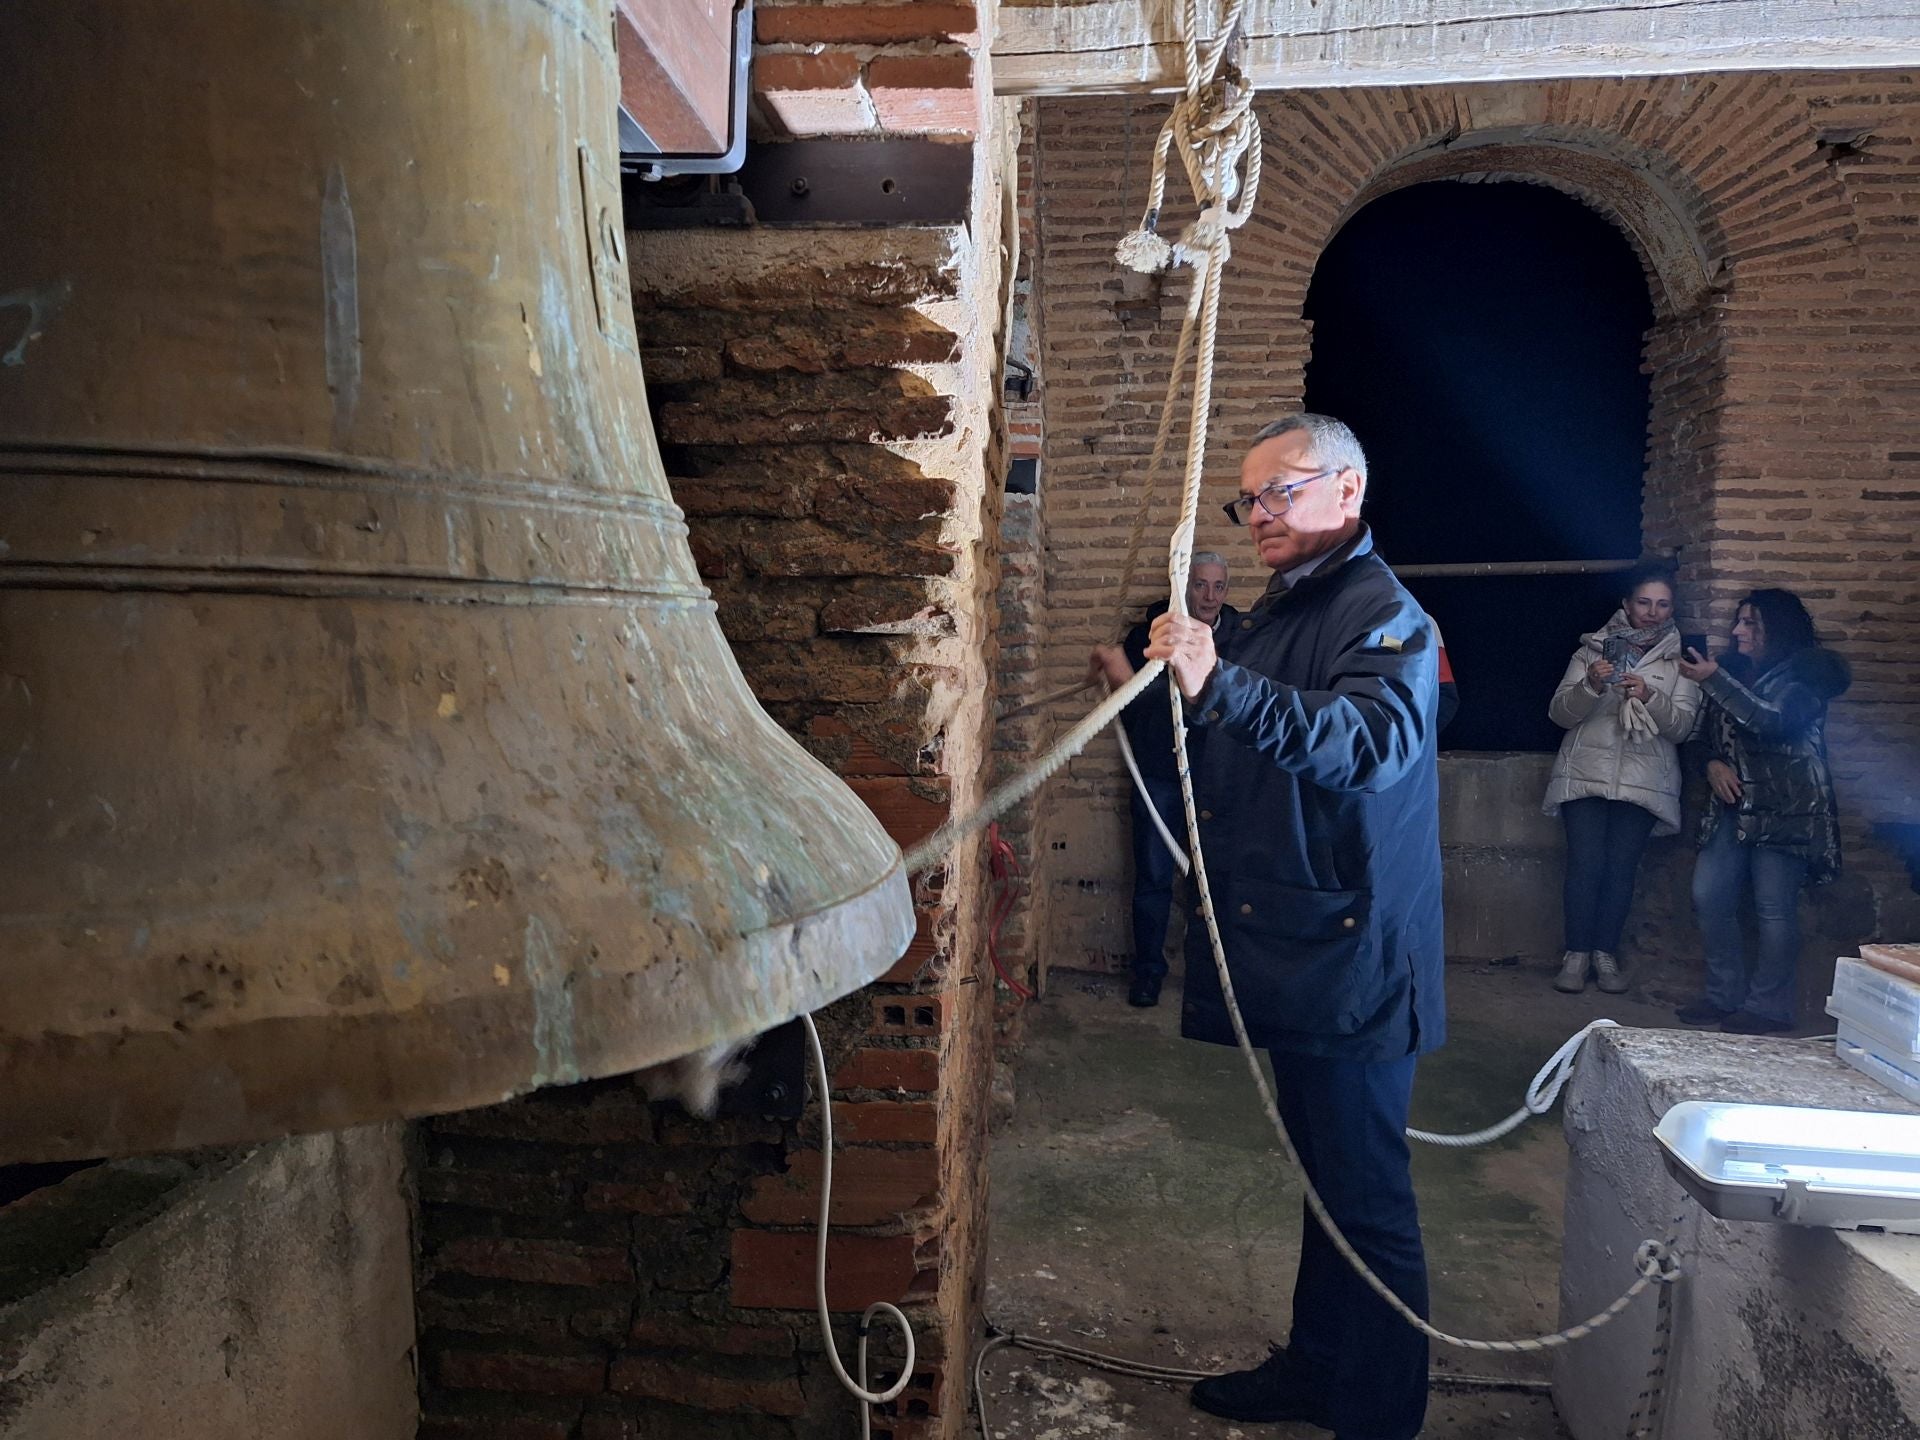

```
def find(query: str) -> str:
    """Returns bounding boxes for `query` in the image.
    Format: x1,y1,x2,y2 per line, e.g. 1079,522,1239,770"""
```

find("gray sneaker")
1553,950,1591,993
1592,950,1629,994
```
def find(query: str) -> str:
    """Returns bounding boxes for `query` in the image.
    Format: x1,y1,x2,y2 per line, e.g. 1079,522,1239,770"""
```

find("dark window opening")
1304,181,1655,751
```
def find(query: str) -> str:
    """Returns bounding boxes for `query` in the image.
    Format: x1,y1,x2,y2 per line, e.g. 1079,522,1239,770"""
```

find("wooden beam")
992,0,1920,96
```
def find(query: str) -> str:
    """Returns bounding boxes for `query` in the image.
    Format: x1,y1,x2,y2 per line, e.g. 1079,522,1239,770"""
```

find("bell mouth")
1,860,912,1164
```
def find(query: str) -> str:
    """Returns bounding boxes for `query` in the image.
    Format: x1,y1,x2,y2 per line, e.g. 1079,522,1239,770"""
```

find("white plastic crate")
1828,956,1920,1059
1834,1021,1920,1108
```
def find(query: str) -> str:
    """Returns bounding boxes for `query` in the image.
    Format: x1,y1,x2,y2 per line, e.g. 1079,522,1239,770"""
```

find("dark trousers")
1128,776,1182,981
1272,1049,1429,1440
1560,796,1658,954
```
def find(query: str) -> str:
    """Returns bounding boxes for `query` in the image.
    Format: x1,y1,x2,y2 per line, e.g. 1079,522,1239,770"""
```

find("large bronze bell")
0,0,915,1162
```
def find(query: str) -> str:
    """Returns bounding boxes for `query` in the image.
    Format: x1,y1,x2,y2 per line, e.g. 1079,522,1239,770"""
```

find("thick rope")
1407,1018,1619,1148
903,660,1164,875
915,0,1682,1359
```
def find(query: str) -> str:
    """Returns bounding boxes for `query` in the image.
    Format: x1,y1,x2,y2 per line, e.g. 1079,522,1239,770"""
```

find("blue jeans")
1271,1050,1429,1440
1692,814,1809,1024
1561,797,1658,954
1128,776,1181,982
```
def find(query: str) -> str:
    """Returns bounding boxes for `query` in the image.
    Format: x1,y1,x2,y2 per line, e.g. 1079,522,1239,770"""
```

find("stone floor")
979,957,1679,1440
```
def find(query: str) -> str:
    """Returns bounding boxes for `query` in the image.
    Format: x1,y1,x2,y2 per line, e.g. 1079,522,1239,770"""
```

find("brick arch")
1347,134,1722,320
1028,75,1897,980
1239,76,1855,571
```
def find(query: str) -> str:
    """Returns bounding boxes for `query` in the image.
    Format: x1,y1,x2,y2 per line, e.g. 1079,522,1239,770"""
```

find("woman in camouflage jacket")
1675,588,1851,1033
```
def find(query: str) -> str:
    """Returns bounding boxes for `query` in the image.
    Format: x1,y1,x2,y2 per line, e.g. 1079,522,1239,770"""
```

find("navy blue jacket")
1179,527,1446,1061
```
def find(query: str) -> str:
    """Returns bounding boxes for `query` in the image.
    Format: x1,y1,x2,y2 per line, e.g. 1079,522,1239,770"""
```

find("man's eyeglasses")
1222,469,1339,526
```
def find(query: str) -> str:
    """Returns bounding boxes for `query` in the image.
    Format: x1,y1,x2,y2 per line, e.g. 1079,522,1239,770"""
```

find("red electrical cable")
986,823,1034,1001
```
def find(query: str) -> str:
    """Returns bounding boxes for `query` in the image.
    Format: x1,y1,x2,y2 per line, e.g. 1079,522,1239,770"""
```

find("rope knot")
1634,1240,1683,1283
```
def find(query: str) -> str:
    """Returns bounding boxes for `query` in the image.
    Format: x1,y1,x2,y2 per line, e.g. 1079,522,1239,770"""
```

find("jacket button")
1240,618,1253,630
1200,809,1212,820
1342,916,1356,929
1195,905,1205,917
1204,709,1220,722
1239,903,1253,916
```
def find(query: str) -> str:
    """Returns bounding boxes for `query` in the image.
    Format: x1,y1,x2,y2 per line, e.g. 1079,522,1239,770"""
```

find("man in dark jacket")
1090,554,1237,1007
1148,413,1442,1440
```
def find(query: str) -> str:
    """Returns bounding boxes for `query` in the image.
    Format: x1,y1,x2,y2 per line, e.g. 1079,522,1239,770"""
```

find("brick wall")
1030,74,1920,981
415,6,1013,1437
751,1,983,139
985,100,1049,1010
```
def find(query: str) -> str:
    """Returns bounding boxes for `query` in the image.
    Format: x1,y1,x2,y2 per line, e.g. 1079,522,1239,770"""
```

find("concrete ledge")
0,1127,416,1440
1555,1029,1920,1440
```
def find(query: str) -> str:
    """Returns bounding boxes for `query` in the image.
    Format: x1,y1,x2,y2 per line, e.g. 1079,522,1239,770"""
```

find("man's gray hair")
1191,550,1229,574
1248,412,1368,483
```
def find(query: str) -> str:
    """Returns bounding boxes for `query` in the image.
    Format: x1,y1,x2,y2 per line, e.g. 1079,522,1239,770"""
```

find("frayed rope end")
1115,228,1173,274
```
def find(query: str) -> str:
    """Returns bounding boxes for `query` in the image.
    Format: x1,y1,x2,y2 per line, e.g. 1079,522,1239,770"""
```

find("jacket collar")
1251,524,1375,612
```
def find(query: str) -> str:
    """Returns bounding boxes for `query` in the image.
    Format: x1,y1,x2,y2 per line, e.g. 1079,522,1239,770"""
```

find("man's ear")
1339,467,1367,516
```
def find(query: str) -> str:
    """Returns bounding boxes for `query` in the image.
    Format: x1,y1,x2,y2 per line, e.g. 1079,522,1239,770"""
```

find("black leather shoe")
1127,974,1163,1008
1675,999,1732,1026
1721,1010,1793,1035
1189,1346,1331,1426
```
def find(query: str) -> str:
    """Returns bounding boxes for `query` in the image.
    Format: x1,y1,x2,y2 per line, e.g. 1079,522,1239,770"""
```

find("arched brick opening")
1307,129,1729,656
1029,72,1908,990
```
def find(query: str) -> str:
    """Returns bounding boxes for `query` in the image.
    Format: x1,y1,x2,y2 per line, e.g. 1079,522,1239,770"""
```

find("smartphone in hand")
1600,634,1634,682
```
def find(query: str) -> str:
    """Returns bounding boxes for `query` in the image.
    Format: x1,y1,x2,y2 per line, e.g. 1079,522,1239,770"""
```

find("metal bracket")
623,138,973,229
736,138,972,225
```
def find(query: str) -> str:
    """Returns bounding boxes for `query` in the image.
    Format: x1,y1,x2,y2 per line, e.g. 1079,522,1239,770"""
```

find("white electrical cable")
801,1013,916,1439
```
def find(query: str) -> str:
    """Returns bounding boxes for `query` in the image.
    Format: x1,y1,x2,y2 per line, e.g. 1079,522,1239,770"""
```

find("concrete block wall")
1027,74,1920,986
414,8,1013,1437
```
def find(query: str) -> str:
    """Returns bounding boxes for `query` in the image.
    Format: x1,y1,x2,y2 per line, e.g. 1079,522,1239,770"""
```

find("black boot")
1189,1346,1331,1426
1127,972,1163,1008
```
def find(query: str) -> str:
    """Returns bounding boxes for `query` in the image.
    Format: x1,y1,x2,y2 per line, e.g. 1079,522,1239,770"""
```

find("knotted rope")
906,0,1683,1360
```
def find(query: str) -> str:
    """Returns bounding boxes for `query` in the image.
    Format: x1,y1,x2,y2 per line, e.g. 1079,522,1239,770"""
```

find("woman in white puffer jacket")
1543,562,1702,995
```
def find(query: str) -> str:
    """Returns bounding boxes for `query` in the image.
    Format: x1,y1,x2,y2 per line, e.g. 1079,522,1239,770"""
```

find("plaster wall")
0,1126,416,1440
1555,1029,1920,1440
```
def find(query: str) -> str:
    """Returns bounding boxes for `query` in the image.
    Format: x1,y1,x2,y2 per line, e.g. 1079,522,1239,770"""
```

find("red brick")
740,1145,940,1226
730,1229,920,1310
755,3,978,45
866,54,977,134
434,1348,607,1397
869,992,948,1037
832,1046,940,1093
877,906,941,983
625,1314,796,1356
609,1354,806,1416
419,1168,573,1215
832,1099,940,1144
845,776,949,849
753,50,864,93
582,1179,693,1216
435,1237,632,1289
756,50,877,137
